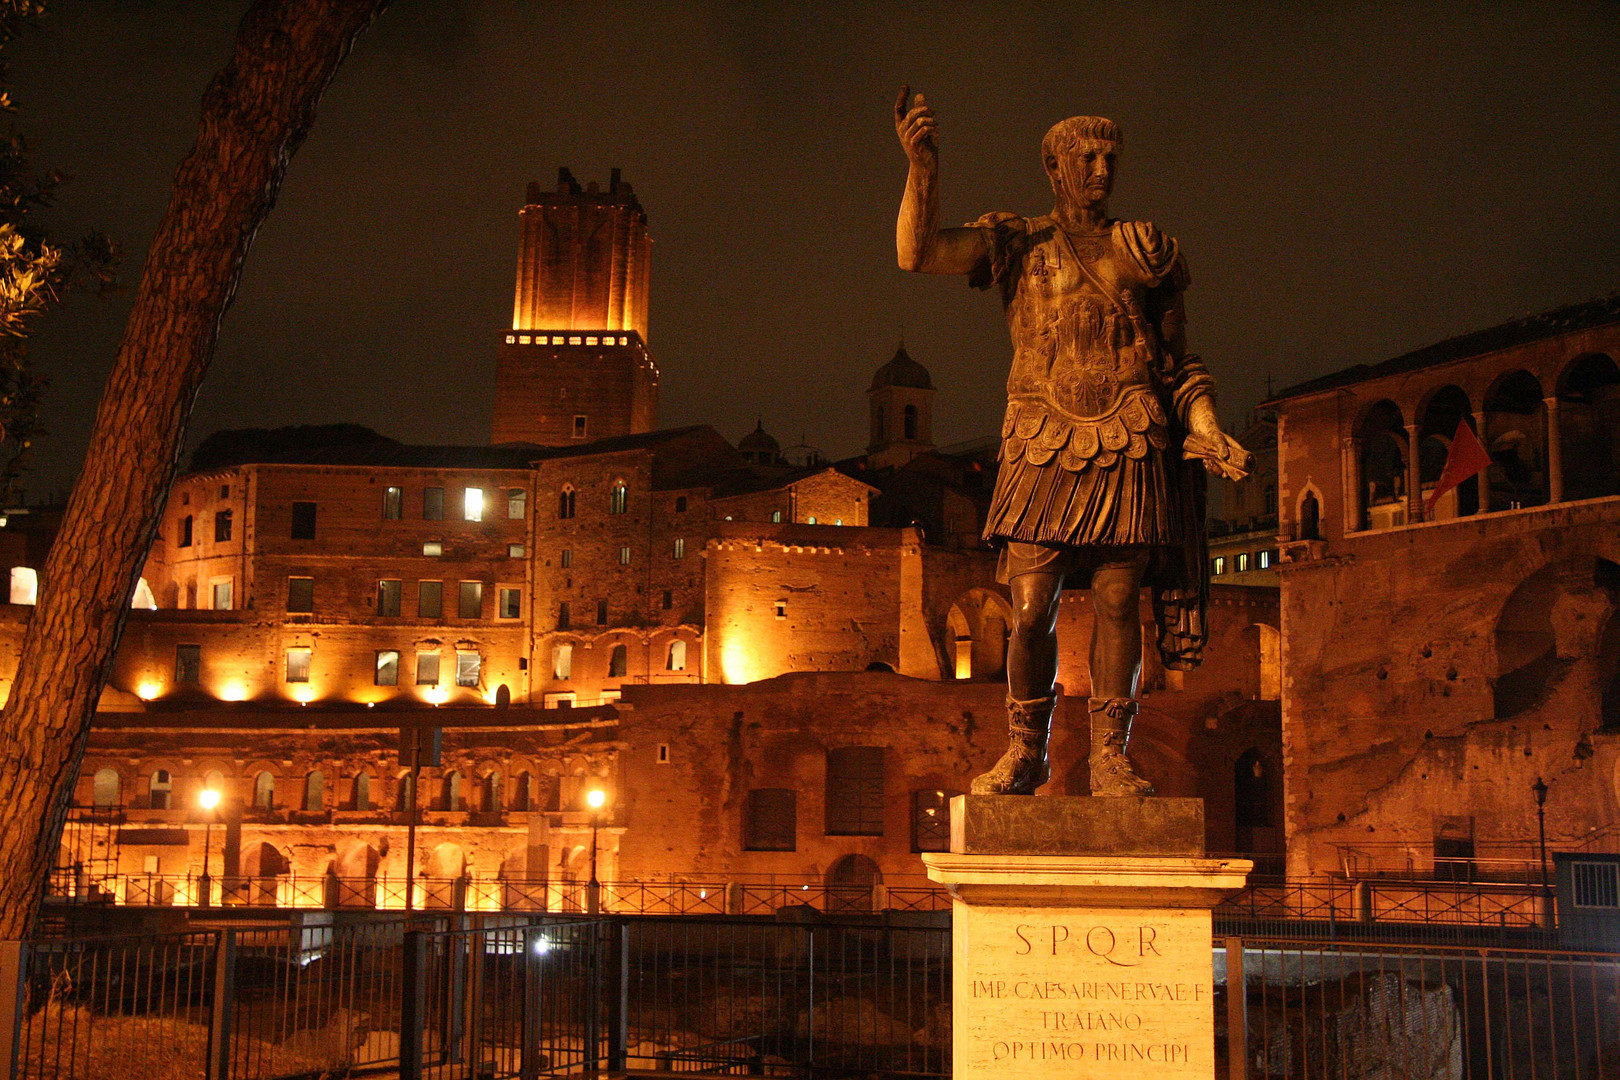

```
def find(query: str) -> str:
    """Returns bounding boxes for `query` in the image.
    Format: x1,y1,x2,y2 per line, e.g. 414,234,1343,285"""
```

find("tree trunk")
0,0,387,939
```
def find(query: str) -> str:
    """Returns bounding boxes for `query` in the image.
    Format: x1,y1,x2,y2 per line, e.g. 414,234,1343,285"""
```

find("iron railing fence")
14,918,1620,1080
1215,880,1558,947
1219,937,1620,1080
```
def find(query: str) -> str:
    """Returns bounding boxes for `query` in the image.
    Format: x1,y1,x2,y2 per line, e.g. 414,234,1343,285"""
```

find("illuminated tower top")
511,166,651,340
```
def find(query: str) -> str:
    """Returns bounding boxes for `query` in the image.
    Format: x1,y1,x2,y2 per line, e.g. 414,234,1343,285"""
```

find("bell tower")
491,168,659,446
866,343,935,468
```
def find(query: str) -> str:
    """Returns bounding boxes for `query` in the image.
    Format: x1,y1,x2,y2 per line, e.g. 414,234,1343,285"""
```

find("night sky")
8,1,1620,499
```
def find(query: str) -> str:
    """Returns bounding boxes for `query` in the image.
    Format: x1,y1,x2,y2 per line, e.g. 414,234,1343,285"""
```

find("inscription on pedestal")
955,905,1214,1077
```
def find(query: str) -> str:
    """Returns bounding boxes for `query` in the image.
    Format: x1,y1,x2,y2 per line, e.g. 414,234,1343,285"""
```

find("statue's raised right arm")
894,86,988,275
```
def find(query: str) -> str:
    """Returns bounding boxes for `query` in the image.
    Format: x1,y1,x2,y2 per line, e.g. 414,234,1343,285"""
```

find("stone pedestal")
922,796,1250,1080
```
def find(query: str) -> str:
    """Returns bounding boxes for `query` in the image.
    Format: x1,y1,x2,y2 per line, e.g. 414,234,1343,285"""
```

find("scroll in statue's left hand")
1183,431,1253,482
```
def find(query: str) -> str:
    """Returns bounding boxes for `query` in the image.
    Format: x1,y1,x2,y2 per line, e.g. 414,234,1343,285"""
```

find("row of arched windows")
1347,353,1620,532
550,638,690,682
91,764,595,814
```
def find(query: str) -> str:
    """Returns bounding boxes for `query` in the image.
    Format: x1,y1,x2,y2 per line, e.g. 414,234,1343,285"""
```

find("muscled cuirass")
992,216,1174,472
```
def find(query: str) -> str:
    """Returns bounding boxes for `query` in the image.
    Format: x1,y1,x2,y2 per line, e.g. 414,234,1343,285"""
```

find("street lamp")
1532,777,1550,895
198,787,221,907
586,787,607,914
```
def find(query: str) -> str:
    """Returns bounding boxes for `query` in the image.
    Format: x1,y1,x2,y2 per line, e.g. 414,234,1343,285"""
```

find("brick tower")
490,168,659,446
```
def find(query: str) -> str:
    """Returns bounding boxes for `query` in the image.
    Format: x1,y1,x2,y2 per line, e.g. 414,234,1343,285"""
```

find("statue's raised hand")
894,86,938,168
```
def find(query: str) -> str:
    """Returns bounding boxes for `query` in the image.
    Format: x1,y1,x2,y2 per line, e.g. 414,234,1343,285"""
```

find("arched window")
482,771,502,813
1559,354,1620,502
609,482,628,515
1356,400,1407,530
131,577,157,610
903,403,918,440
553,642,573,680
353,773,372,812
1417,386,1479,520
394,771,415,812
442,770,463,812
558,485,576,519
1300,491,1321,540
148,769,172,810
513,771,533,812
92,769,120,808
1483,371,1548,511
666,639,687,671
304,770,325,812
252,771,275,811
609,644,628,679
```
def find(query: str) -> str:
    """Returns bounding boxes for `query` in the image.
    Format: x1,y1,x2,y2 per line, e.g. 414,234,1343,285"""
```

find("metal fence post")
521,926,542,1080
0,941,26,1080
584,921,602,1076
400,929,426,1080
606,920,628,1072
1224,937,1247,1080
207,929,237,1080
447,917,466,1064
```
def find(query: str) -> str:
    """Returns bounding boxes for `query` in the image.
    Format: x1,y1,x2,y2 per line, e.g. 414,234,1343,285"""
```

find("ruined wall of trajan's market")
1271,298,1620,879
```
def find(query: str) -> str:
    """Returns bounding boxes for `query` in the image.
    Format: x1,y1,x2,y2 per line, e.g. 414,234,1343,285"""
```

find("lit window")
286,647,312,684
553,643,573,680
375,650,399,686
178,515,193,547
1212,556,1226,576
287,576,314,613
673,537,685,559
214,510,232,542
383,486,403,520
175,643,201,685
463,488,484,522
459,581,483,619
509,543,526,558
573,415,588,439
552,335,564,344
807,516,817,524
377,579,402,617
585,336,598,346
568,336,582,345
505,335,515,344
418,580,443,619
211,580,233,611
499,587,521,619
518,335,530,344
619,546,632,566
423,541,442,557
667,639,687,671
771,511,781,523
560,548,573,568
291,502,317,540
455,649,481,687
9,566,36,605
423,487,444,521
508,489,526,519
835,519,843,526
416,652,440,686
610,482,628,514
1237,552,1250,572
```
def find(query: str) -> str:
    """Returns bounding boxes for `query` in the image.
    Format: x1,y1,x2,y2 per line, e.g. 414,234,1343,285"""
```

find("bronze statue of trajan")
894,88,1251,797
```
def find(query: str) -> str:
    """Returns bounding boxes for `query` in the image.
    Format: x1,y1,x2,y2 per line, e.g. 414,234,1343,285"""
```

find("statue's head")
1042,116,1123,211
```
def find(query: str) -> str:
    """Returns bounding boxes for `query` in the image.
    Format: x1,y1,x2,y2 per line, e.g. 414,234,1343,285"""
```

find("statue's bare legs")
972,550,1156,796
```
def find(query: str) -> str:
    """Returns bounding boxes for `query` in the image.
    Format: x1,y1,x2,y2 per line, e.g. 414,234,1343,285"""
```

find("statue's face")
1046,140,1118,210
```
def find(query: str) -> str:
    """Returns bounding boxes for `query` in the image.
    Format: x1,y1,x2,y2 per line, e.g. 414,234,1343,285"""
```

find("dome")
738,420,781,463
869,345,933,392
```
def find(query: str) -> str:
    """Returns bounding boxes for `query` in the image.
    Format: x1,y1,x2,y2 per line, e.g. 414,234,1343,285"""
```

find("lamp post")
1532,777,1550,896
586,787,607,915
198,787,220,907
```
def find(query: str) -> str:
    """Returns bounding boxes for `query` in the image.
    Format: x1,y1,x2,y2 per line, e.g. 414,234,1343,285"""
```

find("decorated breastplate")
999,226,1170,471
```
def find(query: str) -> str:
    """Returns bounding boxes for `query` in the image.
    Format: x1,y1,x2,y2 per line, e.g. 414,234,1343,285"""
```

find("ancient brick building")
1,169,1283,910
1270,294,1620,880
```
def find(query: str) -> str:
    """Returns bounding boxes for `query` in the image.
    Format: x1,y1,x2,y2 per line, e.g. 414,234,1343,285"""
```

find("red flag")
1424,418,1493,515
